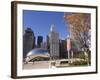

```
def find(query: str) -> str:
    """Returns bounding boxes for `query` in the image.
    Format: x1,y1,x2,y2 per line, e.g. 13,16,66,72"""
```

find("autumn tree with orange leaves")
64,13,91,51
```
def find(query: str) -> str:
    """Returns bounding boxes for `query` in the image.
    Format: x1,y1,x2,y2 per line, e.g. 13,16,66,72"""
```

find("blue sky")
23,10,69,42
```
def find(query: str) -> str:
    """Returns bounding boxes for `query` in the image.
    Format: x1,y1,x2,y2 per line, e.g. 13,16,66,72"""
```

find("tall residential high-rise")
49,24,59,59
37,36,43,48
23,28,35,60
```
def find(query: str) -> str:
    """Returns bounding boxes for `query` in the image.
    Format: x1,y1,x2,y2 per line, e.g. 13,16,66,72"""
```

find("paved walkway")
23,58,86,69
23,61,49,69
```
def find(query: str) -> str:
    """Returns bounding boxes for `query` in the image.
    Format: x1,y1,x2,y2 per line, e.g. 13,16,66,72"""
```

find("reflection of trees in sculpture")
64,13,91,50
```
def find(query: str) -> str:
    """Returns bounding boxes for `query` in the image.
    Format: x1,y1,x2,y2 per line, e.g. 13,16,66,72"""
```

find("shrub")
70,60,87,66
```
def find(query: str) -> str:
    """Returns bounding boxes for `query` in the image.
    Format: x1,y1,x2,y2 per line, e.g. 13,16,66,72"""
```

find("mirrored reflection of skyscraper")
49,24,59,60
23,28,35,60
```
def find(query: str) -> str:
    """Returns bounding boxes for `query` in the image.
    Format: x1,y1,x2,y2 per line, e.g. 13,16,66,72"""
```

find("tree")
64,13,91,51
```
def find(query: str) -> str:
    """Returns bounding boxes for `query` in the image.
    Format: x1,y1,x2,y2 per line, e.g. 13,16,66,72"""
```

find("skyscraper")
59,40,67,59
49,24,59,60
37,36,43,48
32,36,35,48
46,35,50,51
67,35,71,59
41,42,47,49
23,28,35,60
